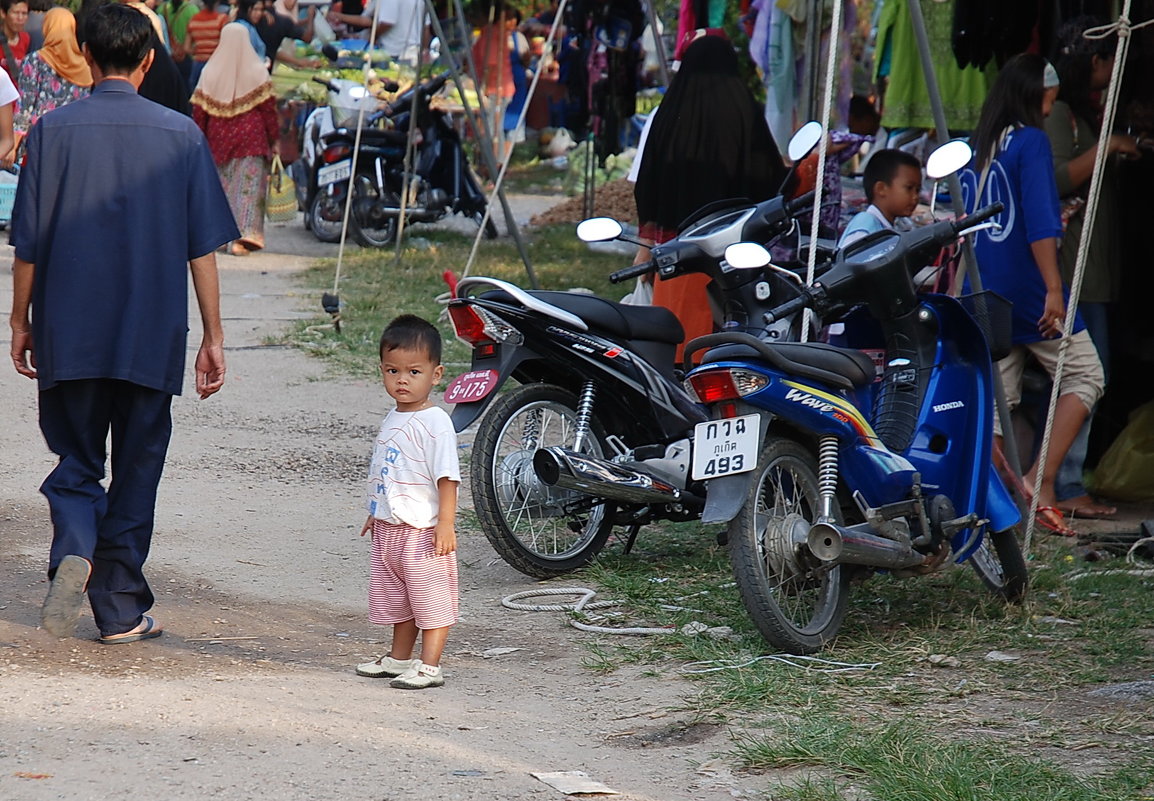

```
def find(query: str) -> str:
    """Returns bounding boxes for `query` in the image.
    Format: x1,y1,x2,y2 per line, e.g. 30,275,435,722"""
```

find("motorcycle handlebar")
954,202,1005,234
764,291,812,324
609,260,655,284
785,190,816,216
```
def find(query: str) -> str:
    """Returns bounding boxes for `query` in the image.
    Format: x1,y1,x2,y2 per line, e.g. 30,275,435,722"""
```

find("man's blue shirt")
11,80,239,395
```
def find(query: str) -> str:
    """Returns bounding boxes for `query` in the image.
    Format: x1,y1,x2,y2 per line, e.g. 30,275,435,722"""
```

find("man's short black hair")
862,148,922,203
82,4,153,74
379,315,442,364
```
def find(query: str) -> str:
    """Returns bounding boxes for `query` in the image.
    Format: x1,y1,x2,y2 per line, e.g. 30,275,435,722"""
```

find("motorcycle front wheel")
349,176,399,248
472,383,615,579
968,527,1029,601
307,191,345,244
728,438,849,654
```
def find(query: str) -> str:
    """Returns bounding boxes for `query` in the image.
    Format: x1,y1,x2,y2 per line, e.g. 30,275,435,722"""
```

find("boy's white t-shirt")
366,406,460,529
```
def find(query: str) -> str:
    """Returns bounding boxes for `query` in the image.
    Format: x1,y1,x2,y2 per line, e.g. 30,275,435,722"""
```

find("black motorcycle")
303,72,496,247
444,185,822,578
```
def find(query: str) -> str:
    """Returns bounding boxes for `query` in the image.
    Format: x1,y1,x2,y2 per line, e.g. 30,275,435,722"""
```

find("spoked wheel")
307,191,345,243
472,384,615,579
349,175,399,248
968,527,1029,601
728,438,848,654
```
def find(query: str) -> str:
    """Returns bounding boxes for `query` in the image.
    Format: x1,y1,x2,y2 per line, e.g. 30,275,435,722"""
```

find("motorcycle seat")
482,290,684,345
324,128,409,146
701,340,876,391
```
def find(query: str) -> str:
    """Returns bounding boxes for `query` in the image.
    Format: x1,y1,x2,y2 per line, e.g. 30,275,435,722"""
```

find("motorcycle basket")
958,291,1012,361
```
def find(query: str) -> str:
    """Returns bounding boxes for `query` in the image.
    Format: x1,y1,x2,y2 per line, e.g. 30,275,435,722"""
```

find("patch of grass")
730,713,1154,801
279,225,627,377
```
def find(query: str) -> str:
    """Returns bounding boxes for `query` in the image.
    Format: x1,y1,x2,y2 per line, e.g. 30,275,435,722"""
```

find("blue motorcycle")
680,151,1026,654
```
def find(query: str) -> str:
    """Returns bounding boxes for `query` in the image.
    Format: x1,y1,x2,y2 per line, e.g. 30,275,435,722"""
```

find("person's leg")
390,619,419,659
87,382,172,638
418,625,450,667
1055,303,1113,509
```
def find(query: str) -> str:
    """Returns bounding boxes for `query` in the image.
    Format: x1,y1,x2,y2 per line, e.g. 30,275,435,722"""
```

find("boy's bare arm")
434,477,458,555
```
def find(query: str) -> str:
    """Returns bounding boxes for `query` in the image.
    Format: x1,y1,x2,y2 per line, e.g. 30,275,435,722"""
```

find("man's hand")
10,325,35,378
195,340,226,398
360,515,374,537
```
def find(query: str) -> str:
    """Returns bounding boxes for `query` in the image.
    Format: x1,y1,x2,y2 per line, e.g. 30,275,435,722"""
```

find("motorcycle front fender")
447,344,530,433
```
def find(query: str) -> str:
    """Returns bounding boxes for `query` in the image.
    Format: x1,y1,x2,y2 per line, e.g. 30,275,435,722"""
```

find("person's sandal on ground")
98,614,163,644
389,662,444,689
1035,505,1077,537
355,655,417,678
41,555,92,638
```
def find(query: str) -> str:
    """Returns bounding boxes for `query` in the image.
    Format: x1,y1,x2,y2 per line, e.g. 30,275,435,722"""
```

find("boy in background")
838,148,922,249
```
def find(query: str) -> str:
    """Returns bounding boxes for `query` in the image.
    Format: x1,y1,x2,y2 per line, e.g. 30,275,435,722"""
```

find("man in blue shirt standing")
8,4,240,644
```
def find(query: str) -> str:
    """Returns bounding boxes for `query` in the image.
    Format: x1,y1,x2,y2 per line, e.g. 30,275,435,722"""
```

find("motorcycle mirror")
724,242,772,270
925,139,972,180
787,121,824,162
576,217,623,242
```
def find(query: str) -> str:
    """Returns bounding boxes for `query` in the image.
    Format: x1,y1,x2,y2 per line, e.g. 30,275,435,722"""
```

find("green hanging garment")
875,0,995,132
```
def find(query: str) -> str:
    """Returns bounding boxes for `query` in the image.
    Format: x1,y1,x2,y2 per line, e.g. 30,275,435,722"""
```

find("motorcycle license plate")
317,159,351,186
691,414,759,480
443,369,499,404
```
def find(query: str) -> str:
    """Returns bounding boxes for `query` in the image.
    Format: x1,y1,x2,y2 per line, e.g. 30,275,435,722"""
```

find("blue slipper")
99,615,163,645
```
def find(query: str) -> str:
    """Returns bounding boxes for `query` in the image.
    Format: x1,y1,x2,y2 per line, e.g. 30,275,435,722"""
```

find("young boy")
356,315,460,690
837,148,923,249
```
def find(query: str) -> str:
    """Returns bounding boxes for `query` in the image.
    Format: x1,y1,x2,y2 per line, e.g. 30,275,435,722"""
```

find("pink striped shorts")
368,519,459,629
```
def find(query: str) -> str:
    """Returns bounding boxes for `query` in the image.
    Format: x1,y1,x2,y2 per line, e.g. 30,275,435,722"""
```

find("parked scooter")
299,72,496,246
443,127,827,578
680,141,1028,654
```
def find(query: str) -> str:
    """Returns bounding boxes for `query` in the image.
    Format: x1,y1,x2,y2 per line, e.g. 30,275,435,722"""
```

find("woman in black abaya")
632,33,786,359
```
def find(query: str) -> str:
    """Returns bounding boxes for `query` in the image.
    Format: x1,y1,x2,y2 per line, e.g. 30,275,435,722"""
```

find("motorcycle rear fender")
448,345,529,433
700,403,773,524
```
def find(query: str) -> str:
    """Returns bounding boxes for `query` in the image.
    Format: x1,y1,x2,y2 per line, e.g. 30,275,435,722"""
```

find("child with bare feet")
355,315,460,689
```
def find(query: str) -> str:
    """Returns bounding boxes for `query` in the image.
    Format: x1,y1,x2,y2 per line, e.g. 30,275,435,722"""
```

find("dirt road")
0,222,762,801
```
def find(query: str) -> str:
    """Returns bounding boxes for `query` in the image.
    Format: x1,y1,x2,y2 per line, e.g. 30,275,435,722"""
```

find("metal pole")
642,0,670,88
906,0,1025,492
428,0,539,287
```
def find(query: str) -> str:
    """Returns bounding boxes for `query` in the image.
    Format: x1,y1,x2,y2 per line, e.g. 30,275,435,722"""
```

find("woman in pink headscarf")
191,22,279,256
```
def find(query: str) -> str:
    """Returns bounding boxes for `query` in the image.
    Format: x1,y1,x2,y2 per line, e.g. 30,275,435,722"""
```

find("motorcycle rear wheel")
728,438,848,654
307,192,345,243
349,178,399,248
968,527,1029,601
472,383,615,579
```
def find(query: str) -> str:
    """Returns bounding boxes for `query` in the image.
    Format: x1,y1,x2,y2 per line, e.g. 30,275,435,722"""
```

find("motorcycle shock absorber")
573,380,597,453
817,436,839,522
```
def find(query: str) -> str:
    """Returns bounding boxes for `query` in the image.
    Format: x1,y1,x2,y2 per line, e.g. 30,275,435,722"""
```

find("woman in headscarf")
191,21,278,256
15,7,93,134
630,33,787,360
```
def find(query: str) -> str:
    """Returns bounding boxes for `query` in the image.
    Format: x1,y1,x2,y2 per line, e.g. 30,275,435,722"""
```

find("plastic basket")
959,290,1012,361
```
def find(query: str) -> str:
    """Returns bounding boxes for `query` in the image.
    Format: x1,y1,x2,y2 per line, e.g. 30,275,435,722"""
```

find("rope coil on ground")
680,654,881,675
501,587,675,636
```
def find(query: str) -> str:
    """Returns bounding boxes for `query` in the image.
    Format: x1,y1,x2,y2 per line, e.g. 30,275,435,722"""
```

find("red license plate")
444,369,499,404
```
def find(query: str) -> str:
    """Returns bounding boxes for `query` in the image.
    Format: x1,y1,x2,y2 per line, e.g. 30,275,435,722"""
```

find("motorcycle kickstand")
620,523,642,555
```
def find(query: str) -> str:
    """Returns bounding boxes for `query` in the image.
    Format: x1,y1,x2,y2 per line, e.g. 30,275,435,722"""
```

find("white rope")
461,0,571,279
680,654,880,675
329,11,388,297
1024,4,1138,555
800,0,843,341
501,587,676,636
1068,568,1154,580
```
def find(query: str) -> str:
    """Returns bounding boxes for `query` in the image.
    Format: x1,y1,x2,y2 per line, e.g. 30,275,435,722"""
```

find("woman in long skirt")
191,22,277,255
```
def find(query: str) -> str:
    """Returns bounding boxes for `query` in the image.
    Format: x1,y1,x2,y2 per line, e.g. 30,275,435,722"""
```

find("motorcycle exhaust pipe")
807,521,928,570
533,447,703,508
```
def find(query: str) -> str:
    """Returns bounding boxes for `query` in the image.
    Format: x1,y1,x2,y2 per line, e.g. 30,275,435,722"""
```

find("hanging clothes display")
875,0,995,132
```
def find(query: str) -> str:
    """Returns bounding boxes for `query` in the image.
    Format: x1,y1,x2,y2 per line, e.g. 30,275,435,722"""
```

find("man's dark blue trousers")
38,379,173,638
